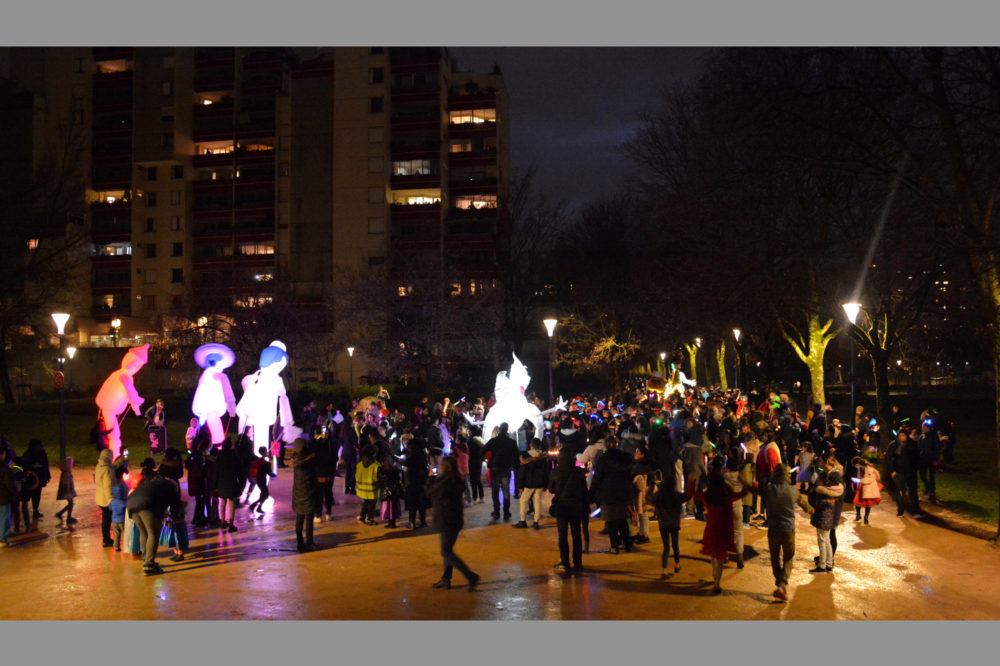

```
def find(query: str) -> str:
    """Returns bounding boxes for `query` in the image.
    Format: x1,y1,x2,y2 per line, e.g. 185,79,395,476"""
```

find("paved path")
3,466,999,620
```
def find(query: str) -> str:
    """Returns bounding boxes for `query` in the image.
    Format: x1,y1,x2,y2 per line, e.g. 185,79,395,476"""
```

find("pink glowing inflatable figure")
192,343,237,445
235,340,302,455
94,343,149,459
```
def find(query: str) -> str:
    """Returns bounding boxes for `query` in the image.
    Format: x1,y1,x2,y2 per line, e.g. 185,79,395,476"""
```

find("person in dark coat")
918,422,941,502
291,438,319,552
125,472,181,575
885,429,922,517
466,434,485,503
549,446,588,574
481,422,520,520
590,435,635,554
654,464,686,578
185,445,207,526
214,438,241,532
314,429,339,521
403,435,430,528
513,438,550,529
0,446,19,545
21,438,50,520
426,455,480,590
340,414,361,494
203,443,220,526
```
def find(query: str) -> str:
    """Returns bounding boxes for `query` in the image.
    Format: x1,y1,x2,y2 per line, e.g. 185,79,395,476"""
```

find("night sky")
450,47,709,210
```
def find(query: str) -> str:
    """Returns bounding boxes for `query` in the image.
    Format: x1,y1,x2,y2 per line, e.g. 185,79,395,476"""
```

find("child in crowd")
795,442,814,491
378,454,403,529
54,456,77,525
109,467,128,551
248,447,276,516
356,443,380,525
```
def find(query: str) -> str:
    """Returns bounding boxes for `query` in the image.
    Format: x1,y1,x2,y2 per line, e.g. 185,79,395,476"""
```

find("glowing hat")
194,343,236,370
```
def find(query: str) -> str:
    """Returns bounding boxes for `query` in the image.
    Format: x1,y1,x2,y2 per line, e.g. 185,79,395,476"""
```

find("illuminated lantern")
192,343,237,444
95,343,149,459
235,340,302,455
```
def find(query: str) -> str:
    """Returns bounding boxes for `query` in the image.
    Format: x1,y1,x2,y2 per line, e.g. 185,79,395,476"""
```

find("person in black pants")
21,438,50,519
467,434,485,503
549,446,588,573
248,447,276,515
314,433,338,520
481,423,519,520
340,415,361,494
291,438,318,552
426,456,480,590
655,468,685,578
590,435,634,554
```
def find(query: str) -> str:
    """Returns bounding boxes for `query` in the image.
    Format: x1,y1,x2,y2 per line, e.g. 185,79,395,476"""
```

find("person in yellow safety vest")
356,443,381,525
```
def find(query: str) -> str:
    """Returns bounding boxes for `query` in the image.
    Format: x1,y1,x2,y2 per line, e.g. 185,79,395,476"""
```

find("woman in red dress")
693,457,747,595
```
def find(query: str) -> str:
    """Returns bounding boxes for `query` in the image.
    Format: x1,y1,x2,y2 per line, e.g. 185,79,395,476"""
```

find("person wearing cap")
765,463,814,601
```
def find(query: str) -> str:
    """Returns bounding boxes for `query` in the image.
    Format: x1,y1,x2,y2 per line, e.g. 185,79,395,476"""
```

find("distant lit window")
404,196,439,205
454,194,497,210
253,272,274,282
238,241,274,256
100,242,131,256
397,285,412,297
392,159,436,176
449,139,472,153
450,282,462,296
449,108,496,124
27,238,39,252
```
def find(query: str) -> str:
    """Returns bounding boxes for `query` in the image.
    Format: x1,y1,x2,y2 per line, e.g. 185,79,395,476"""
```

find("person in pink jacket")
852,457,882,524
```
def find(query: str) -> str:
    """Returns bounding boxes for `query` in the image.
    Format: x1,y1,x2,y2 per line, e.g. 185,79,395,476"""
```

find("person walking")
54,456,77,525
765,463,814,601
693,458,746,594
654,466,686,580
403,435,429,529
591,435,635,554
885,429,922,517
214,439,242,532
314,429,338,521
426,455,480,590
21,438,50,520
248,447,277,516
918,421,941,503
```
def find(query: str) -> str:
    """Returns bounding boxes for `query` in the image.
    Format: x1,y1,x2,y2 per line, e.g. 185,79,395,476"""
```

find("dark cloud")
450,47,708,208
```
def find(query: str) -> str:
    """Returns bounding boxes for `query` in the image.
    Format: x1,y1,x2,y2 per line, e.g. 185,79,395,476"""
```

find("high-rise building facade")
1,47,509,357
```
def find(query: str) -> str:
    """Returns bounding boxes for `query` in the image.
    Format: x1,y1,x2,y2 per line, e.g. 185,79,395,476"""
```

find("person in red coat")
693,457,747,595
755,433,782,525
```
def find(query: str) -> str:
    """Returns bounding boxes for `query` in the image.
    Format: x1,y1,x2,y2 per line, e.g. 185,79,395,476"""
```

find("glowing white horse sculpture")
468,354,567,442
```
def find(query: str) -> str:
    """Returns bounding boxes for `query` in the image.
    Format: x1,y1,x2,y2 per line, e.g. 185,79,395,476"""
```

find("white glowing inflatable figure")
95,343,149,459
236,340,302,454
472,354,568,444
192,343,237,445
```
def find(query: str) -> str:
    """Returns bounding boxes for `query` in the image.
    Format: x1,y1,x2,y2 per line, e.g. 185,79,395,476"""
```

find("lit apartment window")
369,97,383,114
392,159,436,176
454,194,497,210
397,285,412,297
449,108,496,124
369,67,384,84
170,216,183,231
171,268,183,284
404,196,439,205
253,272,273,282
27,238,39,252
238,241,275,256
449,139,472,153
450,282,462,296
101,242,132,256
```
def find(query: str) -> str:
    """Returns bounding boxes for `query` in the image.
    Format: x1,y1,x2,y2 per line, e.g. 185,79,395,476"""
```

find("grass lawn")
934,429,1000,527
0,400,191,467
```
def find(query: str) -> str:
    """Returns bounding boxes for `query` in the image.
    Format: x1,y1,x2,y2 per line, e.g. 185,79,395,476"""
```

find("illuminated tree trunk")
781,314,839,408
684,343,699,386
715,341,728,391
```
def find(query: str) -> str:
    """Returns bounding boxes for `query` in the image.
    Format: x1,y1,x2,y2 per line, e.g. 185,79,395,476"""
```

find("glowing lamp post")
543,318,558,406
51,312,70,461
843,302,862,429
732,328,742,390
110,317,122,348
66,346,76,392
347,346,355,396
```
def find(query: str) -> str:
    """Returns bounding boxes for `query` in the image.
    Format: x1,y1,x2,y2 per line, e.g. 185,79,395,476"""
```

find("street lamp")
543,318,558,406
732,328,742,389
659,351,666,374
51,312,70,462
66,346,76,392
110,317,122,347
347,346,355,396
843,302,862,429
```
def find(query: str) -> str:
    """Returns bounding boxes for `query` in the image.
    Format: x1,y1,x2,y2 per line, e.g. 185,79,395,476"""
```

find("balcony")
389,201,440,220
448,177,498,195
390,173,441,190
445,218,497,237
447,205,499,220
92,47,133,63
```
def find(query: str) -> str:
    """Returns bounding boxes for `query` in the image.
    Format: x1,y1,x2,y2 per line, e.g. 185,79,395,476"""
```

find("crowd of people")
0,379,957,599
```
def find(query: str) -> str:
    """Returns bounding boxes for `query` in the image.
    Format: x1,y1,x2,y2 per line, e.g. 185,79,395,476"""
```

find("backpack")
248,457,262,481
